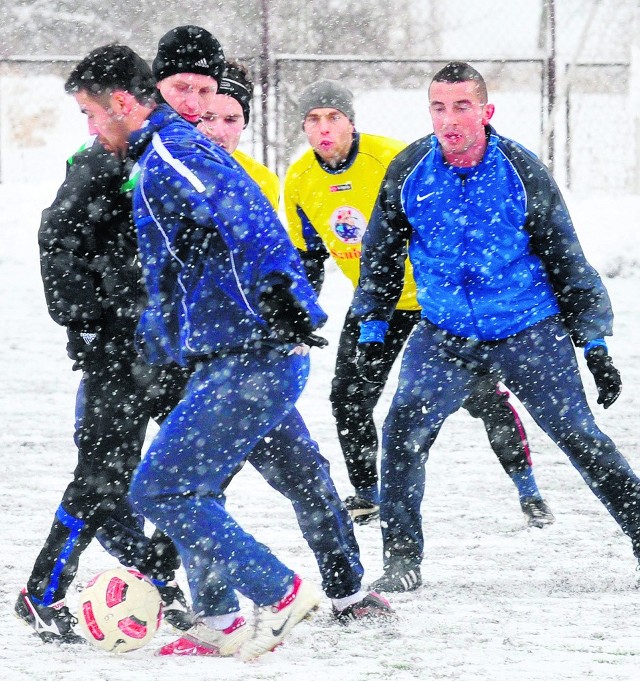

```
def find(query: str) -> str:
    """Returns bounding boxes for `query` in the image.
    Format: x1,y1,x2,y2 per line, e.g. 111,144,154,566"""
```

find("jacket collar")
431,125,499,175
127,104,184,162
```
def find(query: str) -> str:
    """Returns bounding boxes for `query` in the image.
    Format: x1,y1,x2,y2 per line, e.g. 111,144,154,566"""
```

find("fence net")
0,0,638,193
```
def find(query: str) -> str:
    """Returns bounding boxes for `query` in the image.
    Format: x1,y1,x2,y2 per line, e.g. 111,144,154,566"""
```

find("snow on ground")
1,172,640,681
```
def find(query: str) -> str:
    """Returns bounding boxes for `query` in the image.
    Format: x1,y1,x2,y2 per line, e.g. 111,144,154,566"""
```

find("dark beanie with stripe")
218,62,253,126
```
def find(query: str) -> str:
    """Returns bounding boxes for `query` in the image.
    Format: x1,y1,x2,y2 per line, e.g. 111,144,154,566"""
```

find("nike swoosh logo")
416,191,436,202
555,333,569,341
271,614,292,638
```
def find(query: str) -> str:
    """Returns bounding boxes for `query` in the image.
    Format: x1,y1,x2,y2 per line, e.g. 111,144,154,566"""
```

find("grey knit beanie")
298,79,355,122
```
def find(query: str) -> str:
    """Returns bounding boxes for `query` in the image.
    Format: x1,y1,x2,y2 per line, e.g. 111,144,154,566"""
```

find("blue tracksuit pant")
129,346,362,615
381,315,640,568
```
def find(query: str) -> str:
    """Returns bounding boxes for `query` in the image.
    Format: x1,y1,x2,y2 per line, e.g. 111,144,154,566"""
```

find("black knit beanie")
218,62,253,126
152,25,225,84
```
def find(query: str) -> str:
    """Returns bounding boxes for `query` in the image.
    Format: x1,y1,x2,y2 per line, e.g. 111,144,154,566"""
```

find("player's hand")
66,323,102,371
586,346,622,409
355,342,386,383
258,283,327,348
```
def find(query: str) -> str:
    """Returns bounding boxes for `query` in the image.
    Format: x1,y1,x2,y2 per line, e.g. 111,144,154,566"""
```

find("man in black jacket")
15,27,233,646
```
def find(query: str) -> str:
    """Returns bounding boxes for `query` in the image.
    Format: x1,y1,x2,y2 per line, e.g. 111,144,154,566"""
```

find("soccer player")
353,61,637,592
64,41,393,660
12,30,234,642
284,79,554,531
197,60,279,209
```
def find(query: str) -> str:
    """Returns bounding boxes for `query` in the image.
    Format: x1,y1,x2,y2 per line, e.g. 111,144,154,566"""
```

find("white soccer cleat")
238,574,321,661
157,615,249,656
157,581,195,632
332,591,396,623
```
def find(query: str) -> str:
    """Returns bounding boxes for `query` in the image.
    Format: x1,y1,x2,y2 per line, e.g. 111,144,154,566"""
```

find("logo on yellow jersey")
330,182,352,192
330,206,367,244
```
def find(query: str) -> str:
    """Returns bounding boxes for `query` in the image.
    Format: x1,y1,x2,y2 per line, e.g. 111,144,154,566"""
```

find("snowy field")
1,149,640,679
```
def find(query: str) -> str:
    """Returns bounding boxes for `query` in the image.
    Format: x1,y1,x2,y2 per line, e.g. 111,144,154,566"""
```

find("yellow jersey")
233,148,280,211
284,133,419,311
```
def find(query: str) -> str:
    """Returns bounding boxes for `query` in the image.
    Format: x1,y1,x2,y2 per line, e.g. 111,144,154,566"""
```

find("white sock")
203,612,240,630
331,590,367,611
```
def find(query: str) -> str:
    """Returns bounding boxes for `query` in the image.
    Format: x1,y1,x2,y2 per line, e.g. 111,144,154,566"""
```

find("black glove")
355,342,386,383
66,322,101,371
298,249,328,295
303,333,330,349
586,346,622,409
258,283,327,347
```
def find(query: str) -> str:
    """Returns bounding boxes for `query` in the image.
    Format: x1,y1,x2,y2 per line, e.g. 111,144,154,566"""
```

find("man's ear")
482,103,495,125
111,90,134,116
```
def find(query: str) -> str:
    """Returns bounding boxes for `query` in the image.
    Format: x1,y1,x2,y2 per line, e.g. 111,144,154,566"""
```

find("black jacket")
38,139,143,335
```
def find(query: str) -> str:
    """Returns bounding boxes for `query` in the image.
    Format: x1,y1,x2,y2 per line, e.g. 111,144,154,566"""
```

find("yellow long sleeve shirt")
284,133,419,311
233,148,280,211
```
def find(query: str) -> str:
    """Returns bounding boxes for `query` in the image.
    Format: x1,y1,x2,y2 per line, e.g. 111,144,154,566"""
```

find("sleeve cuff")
359,320,389,344
68,320,101,333
584,338,608,357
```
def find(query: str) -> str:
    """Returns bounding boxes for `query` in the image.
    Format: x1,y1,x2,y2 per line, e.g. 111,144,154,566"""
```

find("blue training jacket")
127,105,327,366
353,127,613,346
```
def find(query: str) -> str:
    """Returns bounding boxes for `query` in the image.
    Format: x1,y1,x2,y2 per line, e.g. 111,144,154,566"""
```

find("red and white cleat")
156,615,249,656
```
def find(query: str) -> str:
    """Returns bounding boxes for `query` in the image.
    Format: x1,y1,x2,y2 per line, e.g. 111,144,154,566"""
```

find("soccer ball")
77,568,163,653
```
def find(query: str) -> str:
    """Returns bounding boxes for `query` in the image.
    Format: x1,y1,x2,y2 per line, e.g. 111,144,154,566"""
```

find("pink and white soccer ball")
77,568,163,653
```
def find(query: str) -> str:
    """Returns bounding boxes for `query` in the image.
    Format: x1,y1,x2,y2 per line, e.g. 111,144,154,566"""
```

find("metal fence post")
259,0,271,168
545,0,557,173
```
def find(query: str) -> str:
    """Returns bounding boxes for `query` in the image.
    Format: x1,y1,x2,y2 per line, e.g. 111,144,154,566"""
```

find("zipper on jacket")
457,171,481,336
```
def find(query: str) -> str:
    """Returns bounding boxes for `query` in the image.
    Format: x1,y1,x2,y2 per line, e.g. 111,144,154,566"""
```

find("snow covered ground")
1,168,640,681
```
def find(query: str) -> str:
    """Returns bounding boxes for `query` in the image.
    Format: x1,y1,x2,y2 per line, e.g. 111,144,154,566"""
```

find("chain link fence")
0,0,638,193
564,62,633,192
271,56,547,178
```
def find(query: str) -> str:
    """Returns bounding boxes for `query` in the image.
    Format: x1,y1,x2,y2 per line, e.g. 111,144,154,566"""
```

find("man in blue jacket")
63,43,392,660
15,26,234,647
353,61,638,593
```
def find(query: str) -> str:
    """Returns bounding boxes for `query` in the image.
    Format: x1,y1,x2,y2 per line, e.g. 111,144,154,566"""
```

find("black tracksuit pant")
27,327,190,605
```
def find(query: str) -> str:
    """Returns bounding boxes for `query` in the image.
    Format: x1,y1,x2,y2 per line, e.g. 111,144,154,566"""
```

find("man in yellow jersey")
284,79,554,534
198,61,279,210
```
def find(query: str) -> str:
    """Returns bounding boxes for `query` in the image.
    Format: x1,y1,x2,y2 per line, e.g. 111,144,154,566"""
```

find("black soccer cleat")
158,581,195,632
332,591,396,624
15,588,85,644
370,565,422,593
344,496,380,525
520,497,555,528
